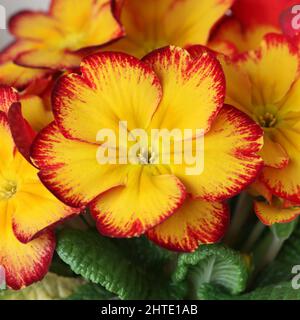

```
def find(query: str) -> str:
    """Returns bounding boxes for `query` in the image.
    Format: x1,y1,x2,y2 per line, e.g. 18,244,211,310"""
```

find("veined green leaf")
198,282,300,300
172,244,249,298
56,229,185,300
68,283,115,300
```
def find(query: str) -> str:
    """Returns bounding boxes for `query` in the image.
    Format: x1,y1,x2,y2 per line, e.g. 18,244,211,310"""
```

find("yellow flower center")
0,180,17,201
258,112,277,128
137,148,156,165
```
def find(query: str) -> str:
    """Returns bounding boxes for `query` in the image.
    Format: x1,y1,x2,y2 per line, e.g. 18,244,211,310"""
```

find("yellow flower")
249,180,300,225
32,46,263,251
105,0,234,57
5,0,123,69
215,33,300,223
0,87,77,289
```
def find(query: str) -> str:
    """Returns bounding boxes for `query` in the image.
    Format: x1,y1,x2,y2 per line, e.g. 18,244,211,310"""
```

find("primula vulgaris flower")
4,0,123,70
210,17,279,54
215,34,300,224
249,180,300,225
105,0,235,58
32,46,263,251
0,87,78,289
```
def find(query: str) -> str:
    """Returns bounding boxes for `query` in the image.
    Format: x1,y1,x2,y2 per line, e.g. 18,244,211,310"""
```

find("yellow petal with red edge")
147,196,229,252
261,126,300,203
260,134,289,169
11,165,78,243
237,34,299,106
211,17,279,53
218,54,253,117
0,40,38,63
208,40,238,56
0,62,49,90
0,86,18,113
144,46,225,134
248,179,272,203
20,95,53,132
0,201,55,290
0,112,15,170
53,52,161,143
31,122,128,208
0,41,48,89
90,166,186,238
254,201,300,225
9,11,62,41
16,49,82,70
171,105,263,201
108,0,234,57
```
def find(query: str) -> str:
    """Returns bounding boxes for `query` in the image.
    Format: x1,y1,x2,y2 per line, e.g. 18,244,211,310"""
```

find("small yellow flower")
6,0,124,69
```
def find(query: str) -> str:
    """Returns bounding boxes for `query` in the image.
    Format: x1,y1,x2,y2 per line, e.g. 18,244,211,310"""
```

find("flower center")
0,180,17,200
137,148,156,165
258,112,277,128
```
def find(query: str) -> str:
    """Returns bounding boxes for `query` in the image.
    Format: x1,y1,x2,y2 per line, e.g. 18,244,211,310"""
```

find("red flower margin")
0,86,78,289
31,46,263,252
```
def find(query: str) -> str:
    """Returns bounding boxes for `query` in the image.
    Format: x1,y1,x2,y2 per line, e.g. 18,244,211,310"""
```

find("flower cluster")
0,0,300,292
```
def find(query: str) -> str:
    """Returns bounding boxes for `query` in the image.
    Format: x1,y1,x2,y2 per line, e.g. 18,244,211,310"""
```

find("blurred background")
0,0,50,49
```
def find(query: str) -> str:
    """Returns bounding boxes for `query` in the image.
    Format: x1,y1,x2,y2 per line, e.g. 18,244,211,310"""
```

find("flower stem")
242,221,265,252
252,230,284,277
224,192,253,247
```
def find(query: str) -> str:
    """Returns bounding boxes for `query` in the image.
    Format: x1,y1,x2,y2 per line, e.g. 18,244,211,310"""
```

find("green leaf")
198,282,300,300
172,244,249,298
256,221,300,287
68,283,115,300
271,218,298,240
244,282,300,300
0,273,83,300
56,229,185,300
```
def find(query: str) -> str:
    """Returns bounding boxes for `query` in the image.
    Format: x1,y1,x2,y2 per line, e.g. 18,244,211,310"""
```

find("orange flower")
0,87,78,289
